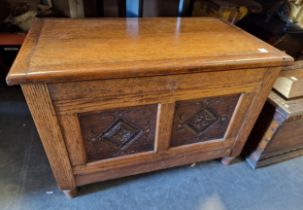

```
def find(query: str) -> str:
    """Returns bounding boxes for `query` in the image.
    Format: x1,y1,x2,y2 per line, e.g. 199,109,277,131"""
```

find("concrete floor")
1,80,303,210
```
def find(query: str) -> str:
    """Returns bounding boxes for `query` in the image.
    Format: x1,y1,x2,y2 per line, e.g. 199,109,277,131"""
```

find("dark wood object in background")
0,33,25,75
273,60,303,99
243,91,303,168
6,18,292,197
82,0,194,17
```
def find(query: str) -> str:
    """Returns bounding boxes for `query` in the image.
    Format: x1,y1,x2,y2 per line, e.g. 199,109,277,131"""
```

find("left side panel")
21,83,76,195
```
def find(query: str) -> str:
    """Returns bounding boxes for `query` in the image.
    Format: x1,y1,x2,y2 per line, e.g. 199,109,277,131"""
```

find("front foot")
221,156,240,165
63,188,78,198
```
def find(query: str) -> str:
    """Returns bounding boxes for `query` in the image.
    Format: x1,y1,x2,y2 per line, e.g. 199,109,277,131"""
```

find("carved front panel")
79,104,157,162
170,94,240,147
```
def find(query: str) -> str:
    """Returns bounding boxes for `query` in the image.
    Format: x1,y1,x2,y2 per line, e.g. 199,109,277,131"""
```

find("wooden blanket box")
6,18,292,197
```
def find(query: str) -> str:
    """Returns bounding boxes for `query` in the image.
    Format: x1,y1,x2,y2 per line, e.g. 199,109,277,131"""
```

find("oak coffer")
6,18,293,197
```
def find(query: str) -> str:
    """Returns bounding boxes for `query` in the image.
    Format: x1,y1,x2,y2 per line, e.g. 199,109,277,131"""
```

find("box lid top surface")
7,18,293,85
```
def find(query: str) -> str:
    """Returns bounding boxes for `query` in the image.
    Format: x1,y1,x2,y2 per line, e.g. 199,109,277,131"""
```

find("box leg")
221,156,239,165
63,188,78,198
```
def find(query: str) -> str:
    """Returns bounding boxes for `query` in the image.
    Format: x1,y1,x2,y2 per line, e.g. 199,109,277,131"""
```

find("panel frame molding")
40,67,276,190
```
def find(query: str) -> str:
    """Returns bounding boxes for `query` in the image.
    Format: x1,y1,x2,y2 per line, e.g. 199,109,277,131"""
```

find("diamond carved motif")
186,109,218,135
101,119,141,148
79,104,157,162
170,94,240,147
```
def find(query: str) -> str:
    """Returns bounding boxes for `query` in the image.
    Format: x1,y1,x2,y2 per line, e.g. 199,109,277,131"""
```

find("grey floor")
1,80,303,210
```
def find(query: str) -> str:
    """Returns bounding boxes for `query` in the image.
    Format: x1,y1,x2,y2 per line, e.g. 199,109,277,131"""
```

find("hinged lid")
6,18,293,85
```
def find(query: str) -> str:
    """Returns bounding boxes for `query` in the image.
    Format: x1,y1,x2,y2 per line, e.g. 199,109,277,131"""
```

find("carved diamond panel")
186,109,218,135
79,104,157,162
170,94,240,147
101,119,141,148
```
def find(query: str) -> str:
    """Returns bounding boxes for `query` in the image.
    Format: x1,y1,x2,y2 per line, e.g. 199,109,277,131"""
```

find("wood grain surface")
21,84,76,190
6,18,292,85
